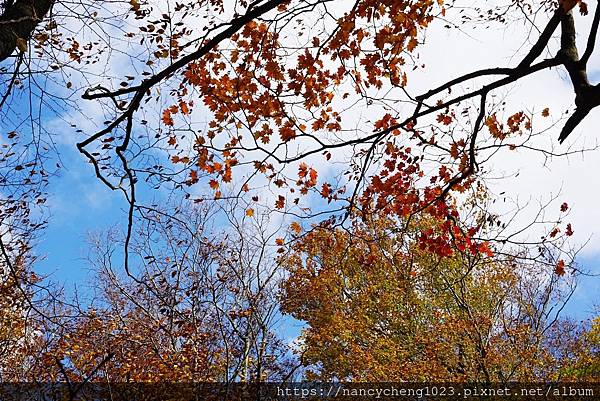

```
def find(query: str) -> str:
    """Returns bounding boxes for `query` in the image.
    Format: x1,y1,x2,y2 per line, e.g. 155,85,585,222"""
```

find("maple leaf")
407,37,419,52
290,222,302,234
436,113,452,125
188,170,198,184
279,125,296,141
507,111,527,133
307,168,318,187
555,259,566,276
485,114,504,139
222,166,232,183
162,109,174,126
565,223,574,236
298,163,308,178
560,202,569,212
275,195,285,209
245,208,254,217
477,242,494,257
541,108,550,117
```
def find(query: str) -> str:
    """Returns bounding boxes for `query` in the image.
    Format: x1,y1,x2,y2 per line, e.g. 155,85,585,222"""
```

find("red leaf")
275,195,285,209
565,223,574,236
555,260,566,276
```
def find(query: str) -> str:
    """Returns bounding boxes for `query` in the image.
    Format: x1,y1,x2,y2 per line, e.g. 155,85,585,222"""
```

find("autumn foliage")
1,0,600,392
280,212,598,381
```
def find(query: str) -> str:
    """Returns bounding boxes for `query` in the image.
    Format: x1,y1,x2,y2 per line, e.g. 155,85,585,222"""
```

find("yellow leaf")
16,38,28,53
290,221,302,234
245,208,254,217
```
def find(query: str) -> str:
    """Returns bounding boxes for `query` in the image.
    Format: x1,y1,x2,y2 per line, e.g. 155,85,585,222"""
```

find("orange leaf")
290,221,302,234
222,166,232,183
188,169,198,184
298,162,308,178
279,125,296,141
179,101,190,115
162,109,174,126
555,259,566,276
308,168,318,186
275,195,286,209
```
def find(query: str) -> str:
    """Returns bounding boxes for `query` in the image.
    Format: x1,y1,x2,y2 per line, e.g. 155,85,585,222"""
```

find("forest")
0,0,599,397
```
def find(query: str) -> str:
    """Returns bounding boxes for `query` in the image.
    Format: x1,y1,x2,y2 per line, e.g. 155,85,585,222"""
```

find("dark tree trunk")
0,0,54,62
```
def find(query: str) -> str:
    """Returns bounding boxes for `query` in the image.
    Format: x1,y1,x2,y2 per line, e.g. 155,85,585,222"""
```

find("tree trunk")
0,0,54,62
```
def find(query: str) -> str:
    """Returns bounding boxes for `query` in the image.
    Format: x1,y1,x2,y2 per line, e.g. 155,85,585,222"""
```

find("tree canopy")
0,0,599,391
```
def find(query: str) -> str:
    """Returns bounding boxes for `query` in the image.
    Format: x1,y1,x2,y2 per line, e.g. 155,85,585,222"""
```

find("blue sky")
20,111,598,321
567,255,600,320
2,1,598,350
35,142,126,289
34,138,600,321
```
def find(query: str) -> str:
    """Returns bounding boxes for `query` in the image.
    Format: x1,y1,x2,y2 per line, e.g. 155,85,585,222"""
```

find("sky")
411,2,600,319
3,0,600,330
35,142,125,288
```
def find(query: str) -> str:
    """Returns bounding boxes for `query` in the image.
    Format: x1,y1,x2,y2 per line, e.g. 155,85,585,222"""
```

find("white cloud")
403,3,600,258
